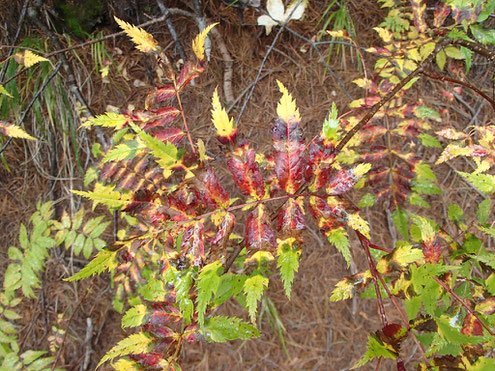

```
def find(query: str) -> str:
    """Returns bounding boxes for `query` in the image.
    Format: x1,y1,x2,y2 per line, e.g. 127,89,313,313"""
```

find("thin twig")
156,0,187,62
421,70,495,112
0,0,29,82
210,27,235,105
235,0,305,126
433,276,495,336
0,61,62,156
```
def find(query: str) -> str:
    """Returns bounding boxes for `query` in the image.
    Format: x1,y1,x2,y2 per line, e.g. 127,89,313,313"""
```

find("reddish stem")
432,276,495,336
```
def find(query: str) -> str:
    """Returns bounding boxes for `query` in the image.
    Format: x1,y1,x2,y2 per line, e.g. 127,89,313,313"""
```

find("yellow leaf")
211,88,236,139
347,213,371,239
114,17,158,53
192,23,218,61
276,80,300,123
15,50,49,68
373,27,393,43
0,121,35,140
0,85,12,98
327,30,349,38
197,138,212,162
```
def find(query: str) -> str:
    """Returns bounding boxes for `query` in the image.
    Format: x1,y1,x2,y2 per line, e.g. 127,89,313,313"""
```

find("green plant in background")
317,0,357,64
0,201,109,369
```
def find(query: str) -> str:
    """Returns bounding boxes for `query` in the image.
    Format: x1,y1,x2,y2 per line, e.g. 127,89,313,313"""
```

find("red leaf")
277,198,306,234
211,212,236,246
153,128,185,144
307,137,336,191
409,0,427,33
327,168,359,195
180,222,205,266
461,313,483,336
433,2,451,27
227,147,265,199
202,167,230,208
145,85,176,107
177,61,204,92
272,118,306,193
422,237,441,264
245,204,276,251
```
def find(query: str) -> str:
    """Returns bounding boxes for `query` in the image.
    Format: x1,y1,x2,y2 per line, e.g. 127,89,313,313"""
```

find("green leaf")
418,133,442,148
122,304,147,328
392,208,409,241
65,249,118,281
326,227,351,267
72,183,131,210
436,49,446,70
448,204,464,224
213,273,247,307
322,102,339,140
477,198,491,224
460,46,472,74
73,233,85,256
196,261,223,325
357,193,376,208
83,237,94,259
82,112,128,130
20,350,48,365
470,357,495,370
175,270,195,324
470,25,495,45
133,124,179,177
407,193,430,208
457,171,495,194
276,239,301,298
352,334,397,369
97,332,152,368
243,274,268,322
201,316,260,343
405,296,421,320
102,141,138,162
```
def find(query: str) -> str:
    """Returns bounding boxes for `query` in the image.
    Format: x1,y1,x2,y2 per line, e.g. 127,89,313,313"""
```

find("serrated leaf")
352,334,397,369
14,50,49,67
357,193,376,208
82,112,128,130
211,88,237,144
102,141,138,162
97,332,152,368
448,203,464,224
113,359,140,371
243,274,268,322
0,85,12,98
73,183,131,210
192,23,217,61
477,198,492,225
0,121,35,140
276,80,300,123
322,102,339,140
470,24,495,45
65,249,118,281
276,238,301,298
418,133,442,148
457,171,495,194
347,213,370,239
175,270,195,324
201,316,260,342
122,304,147,328
114,17,158,53
197,261,223,325
326,227,351,267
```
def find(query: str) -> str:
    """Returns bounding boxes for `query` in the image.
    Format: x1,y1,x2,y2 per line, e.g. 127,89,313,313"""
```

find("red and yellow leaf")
211,88,237,144
245,204,276,252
